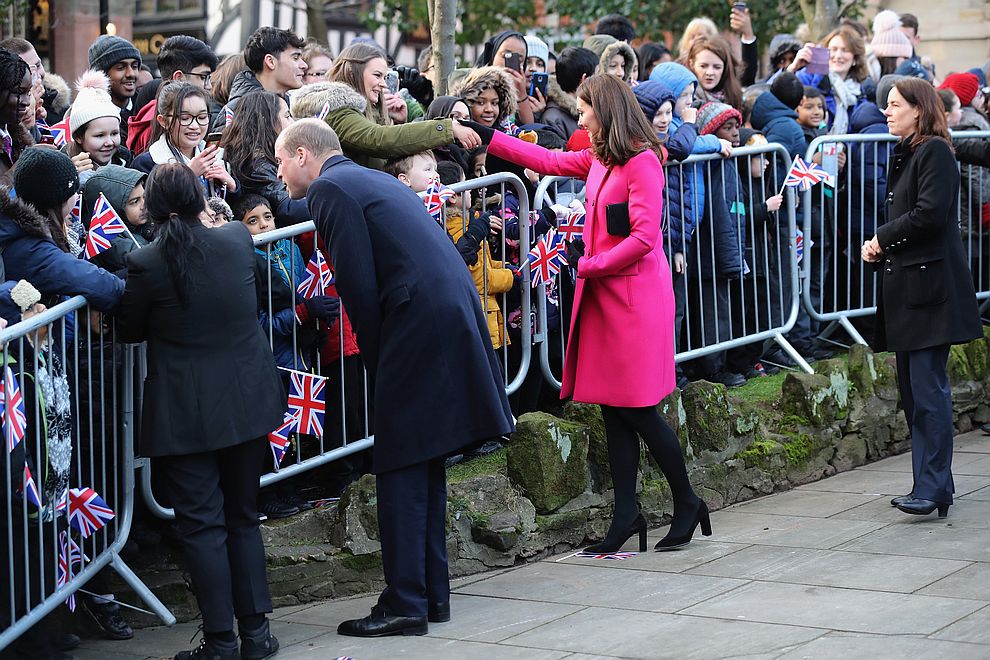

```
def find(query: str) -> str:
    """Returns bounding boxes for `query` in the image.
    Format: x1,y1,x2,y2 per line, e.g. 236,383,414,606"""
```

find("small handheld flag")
556,208,585,242
2,365,26,453
48,115,71,148
57,532,87,611
422,176,455,226
69,193,81,226
268,414,295,471
67,487,116,537
286,370,326,437
316,101,331,121
782,156,831,192
22,464,41,508
296,249,334,300
224,105,234,127
85,193,129,259
525,230,565,287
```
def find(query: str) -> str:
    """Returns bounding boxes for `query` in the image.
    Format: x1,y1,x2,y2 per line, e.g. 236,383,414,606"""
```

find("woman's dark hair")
145,163,206,306
893,77,952,150
637,42,671,81
878,56,901,78
937,88,958,113
223,90,283,189
576,74,665,167
0,47,29,95
151,81,210,153
212,53,247,107
681,35,742,110
802,85,825,101
556,47,599,94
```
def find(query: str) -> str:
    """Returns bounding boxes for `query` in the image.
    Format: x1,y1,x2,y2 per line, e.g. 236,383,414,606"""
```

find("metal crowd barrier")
140,171,530,520
802,130,990,346
533,143,808,391
1,298,173,654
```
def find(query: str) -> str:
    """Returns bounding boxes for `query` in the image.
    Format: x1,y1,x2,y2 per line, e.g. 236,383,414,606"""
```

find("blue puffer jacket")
842,101,890,237
795,71,867,133
750,92,806,160
255,238,315,371
0,190,123,311
649,63,723,257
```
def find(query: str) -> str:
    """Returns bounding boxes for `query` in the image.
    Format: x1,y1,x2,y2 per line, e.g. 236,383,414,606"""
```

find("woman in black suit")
862,78,983,518
117,164,286,660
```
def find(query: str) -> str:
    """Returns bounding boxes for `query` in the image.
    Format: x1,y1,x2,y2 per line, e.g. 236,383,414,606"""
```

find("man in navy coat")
275,119,514,637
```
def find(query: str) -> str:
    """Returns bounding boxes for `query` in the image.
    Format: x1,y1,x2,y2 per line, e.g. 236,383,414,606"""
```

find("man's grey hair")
277,118,342,159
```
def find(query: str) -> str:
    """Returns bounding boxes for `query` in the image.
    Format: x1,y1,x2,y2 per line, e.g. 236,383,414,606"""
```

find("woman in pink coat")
465,74,712,553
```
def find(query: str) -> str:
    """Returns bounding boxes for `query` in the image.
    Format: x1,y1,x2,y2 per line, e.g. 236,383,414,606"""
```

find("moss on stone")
447,448,507,485
729,372,788,403
563,402,610,491
682,381,732,454
963,336,989,380
948,344,973,383
337,549,382,571
507,412,590,514
735,439,781,467
535,509,589,532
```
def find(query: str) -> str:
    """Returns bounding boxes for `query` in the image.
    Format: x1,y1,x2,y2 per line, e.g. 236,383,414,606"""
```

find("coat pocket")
383,285,411,315
902,256,948,309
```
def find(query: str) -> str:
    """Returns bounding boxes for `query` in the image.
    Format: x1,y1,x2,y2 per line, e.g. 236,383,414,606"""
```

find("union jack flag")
556,208,585,242
48,115,71,148
268,413,295,470
69,193,81,226
575,551,638,560
500,118,521,136
223,105,234,127
795,228,805,263
316,101,331,121
296,249,334,300
2,365,26,453
525,230,565,287
22,464,41,507
54,488,68,513
422,176,455,226
285,370,326,437
85,193,128,259
784,156,832,191
68,487,116,538
57,531,87,611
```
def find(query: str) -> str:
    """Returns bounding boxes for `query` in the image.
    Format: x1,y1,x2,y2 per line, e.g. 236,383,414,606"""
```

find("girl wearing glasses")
131,81,237,197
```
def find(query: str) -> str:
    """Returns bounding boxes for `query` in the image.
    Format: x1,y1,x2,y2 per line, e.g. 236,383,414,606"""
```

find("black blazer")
307,155,514,473
116,221,286,457
873,138,983,352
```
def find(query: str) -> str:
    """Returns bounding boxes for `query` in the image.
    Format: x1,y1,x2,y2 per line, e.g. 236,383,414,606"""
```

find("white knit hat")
69,70,122,136
870,11,913,60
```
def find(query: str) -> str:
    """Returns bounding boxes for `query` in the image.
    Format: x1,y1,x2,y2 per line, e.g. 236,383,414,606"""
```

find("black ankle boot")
655,499,712,551
584,513,648,553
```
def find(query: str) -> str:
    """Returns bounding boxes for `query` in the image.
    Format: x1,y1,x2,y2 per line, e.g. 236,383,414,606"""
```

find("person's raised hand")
189,143,219,177
718,139,733,157
205,163,237,192
766,194,783,213
565,238,585,269
452,120,482,149
385,92,408,124
730,6,755,40
71,151,93,174
789,44,816,72
529,86,547,114
681,106,698,124
506,68,528,101
304,295,340,322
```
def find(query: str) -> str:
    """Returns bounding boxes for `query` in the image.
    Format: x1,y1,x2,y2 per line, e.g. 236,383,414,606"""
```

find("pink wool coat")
489,131,675,407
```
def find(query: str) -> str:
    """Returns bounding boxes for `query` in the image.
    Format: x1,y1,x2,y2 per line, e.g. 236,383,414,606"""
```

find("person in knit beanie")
87,34,141,144
939,72,981,109
697,101,742,138
64,70,132,184
871,11,914,77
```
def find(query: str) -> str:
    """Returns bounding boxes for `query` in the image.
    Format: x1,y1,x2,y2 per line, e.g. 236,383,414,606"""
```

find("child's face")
473,151,487,178
653,101,673,135
124,182,146,226
241,203,275,235
797,96,825,128
715,117,740,146
399,154,438,193
749,154,768,179
674,85,693,118
447,173,467,208
469,88,501,127
606,54,625,78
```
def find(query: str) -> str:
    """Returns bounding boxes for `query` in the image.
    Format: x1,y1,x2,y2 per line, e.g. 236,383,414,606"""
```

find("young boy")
384,150,438,192
797,86,827,143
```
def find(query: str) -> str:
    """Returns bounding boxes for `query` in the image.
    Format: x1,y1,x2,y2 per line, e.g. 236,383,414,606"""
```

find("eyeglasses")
182,71,213,86
175,113,210,126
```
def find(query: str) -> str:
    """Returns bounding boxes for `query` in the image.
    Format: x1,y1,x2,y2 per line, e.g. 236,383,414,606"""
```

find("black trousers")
158,438,272,633
896,345,955,504
375,457,448,617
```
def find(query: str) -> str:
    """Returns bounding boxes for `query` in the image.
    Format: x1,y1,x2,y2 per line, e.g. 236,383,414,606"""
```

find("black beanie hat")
13,147,80,211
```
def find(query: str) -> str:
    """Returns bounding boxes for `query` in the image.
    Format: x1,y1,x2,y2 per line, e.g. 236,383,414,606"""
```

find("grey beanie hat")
876,74,904,111
88,35,142,72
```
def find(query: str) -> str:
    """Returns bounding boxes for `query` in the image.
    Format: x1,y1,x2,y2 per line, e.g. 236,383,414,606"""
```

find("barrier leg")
771,333,814,374
109,553,176,625
837,316,868,347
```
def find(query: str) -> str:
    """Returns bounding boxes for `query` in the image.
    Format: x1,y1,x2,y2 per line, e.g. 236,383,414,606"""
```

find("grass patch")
731,371,788,403
447,447,507,484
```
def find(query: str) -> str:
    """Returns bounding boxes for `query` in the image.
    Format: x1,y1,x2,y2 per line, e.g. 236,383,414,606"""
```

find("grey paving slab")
835,517,990,562
831,495,990,528
778,631,990,659
685,544,971,593
276,593,377,627
955,431,990,453
797,466,990,497
726,490,880,518
961,485,990,501
500,606,825,658
73,651,154,660
919,563,990,600
424,594,584,643
278,632,572,660
679,580,985,634
955,454,990,476
931,604,990,644
554,540,750,574
455,561,747,612
703,510,885,549
864,449,987,473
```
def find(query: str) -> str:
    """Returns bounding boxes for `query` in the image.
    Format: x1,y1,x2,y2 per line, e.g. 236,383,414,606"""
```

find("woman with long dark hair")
464,74,712,552
116,163,286,660
862,78,983,518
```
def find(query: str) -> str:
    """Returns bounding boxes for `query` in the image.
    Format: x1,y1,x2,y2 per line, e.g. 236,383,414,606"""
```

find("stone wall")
121,333,990,624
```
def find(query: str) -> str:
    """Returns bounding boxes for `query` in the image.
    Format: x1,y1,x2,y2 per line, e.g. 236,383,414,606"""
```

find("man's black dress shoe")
895,496,949,518
428,601,450,623
337,609,428,637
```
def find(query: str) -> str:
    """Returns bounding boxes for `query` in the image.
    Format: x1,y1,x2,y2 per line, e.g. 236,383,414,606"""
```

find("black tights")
600,405,699,534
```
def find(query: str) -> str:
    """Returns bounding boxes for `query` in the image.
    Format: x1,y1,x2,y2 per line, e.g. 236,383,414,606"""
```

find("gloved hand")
455,235,480,266
304,295,340,322
458,119,496,145
506,263,522,283
565,239,585,270
396,65,434,107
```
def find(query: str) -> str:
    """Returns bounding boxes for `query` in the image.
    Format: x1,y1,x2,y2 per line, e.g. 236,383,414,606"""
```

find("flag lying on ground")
575,551,638,560
48,115,71,148
422,176,455,226
85,193,128,259
67,487,116,537
296,248,334,299
556,208,585,242
286,370,326,437
22,464,41,507
2,365,26,453
784,156,832,191
525,229,565,287
267,414,295,470
57,531,87,611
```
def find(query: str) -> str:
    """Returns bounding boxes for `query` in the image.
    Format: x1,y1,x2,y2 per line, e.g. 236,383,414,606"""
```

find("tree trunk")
800,0,841,42
306,0,328,46
428,0,456,96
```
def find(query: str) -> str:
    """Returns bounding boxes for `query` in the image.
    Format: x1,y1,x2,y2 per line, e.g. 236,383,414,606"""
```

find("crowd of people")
0,7,988,659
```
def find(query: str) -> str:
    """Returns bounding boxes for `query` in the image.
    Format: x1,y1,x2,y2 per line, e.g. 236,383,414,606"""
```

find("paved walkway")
76,431,990,659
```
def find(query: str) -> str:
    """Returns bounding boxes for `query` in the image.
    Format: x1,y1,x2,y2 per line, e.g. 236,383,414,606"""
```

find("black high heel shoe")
890,494,912,507
584,513,648,553
655,500,712,551
895,496,949,518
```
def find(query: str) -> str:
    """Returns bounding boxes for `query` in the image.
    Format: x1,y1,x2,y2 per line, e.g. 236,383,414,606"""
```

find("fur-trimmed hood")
544,76,578,119
598,41,638,82
43,72,72,116
290,81,368,120
0,186,58,244
452,66,518,126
